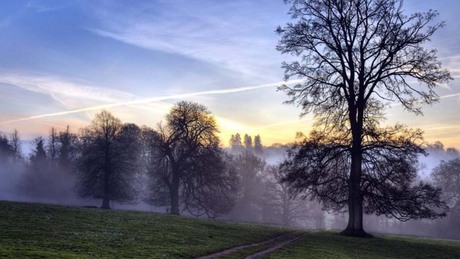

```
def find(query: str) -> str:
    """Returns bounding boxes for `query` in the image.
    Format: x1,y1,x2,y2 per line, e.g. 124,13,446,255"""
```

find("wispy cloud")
0,78,304,124
25,1,78,13
0,73,137,108
88,1,286,81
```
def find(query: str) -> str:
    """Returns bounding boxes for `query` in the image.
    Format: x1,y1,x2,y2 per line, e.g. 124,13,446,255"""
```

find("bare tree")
281,126,447,236
277,0,451,236
9,129,22,162
76,111,140,209
149,101,235,217
263,165,313,227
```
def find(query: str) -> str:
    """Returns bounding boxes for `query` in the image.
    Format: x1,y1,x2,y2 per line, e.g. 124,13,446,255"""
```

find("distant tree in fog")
0,134,14,165
229,133,243,153
232,151,266,221
29,137,48,175
9,129,22,162
281,126,447,229
58,126,78,169
263,165,311,227
432,158,460,238
47,128,59,168
148,101,235,217
76,111,140,209
254,135,263,155
244,134,253,151
21,137,52,198
277,0,451,236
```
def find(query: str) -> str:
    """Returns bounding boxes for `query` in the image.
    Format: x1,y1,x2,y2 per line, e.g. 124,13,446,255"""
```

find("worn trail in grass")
0,201,287,258
198,231,304,259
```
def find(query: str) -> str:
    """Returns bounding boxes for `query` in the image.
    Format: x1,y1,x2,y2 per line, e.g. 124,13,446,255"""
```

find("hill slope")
1,201,459,258
0,201,286,258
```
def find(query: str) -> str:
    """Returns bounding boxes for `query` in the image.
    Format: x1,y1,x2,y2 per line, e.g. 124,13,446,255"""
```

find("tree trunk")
102,164,111,209
170,174,180,215
341,152,369,236
341,109,371,237
101,198,110,209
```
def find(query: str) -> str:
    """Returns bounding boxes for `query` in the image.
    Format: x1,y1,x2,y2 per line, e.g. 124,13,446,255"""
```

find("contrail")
1,79,304,124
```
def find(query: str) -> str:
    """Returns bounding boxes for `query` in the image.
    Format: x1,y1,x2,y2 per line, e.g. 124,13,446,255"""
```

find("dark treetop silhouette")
76,111,140,209
148,101,237,217
277,0,451,236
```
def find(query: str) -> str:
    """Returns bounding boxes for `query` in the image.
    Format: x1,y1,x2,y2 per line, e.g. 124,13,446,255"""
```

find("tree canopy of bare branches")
277,0,451,236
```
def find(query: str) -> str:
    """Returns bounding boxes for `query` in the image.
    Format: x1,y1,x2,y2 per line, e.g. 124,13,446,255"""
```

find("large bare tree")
149,101,236,217
76,111,140,209
277,0,451,236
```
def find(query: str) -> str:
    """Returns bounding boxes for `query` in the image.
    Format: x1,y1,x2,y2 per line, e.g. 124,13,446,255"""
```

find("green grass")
267,231,460,259
2,201,460,258
0,201,287,258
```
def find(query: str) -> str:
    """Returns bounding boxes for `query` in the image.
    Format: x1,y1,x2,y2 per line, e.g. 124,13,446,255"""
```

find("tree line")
0,101,323,227
0,100,459,236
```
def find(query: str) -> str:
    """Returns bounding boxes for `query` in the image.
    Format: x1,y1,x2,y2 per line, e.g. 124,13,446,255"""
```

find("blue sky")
0,0,459,149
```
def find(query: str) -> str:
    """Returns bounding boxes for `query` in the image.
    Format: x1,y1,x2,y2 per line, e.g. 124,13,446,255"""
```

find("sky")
0,0,459,150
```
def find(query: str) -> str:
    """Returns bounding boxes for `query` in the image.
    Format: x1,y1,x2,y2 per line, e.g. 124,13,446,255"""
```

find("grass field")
268,231,460,259
1,200,459,258
0,201,286,258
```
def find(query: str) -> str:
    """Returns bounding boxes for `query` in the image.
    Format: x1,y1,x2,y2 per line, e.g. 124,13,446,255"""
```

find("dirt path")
196,232,304,259
244,233,303,259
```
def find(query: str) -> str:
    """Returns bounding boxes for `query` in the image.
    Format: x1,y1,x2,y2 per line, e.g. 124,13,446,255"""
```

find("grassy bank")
1,201,459,258
0,201,286,258
268,231,460,259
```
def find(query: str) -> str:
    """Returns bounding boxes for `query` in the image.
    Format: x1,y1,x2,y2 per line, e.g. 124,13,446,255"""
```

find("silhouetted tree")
244,134,253,151
254,135,263,155
0,134,14,165
9,129,22,162
230,133,244,153
58,126,78,169
149,101,235,216
76,111,140,209
281,125,447,235
47,128,59,169
29,137,48,174
21,137,53,199
277,0,451,236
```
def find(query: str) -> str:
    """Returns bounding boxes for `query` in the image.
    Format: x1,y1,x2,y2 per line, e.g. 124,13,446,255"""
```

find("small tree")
76,111,140,209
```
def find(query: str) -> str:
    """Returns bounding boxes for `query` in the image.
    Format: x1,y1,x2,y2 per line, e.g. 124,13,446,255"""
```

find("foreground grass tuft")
267,231,460,259
0,201,286,258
